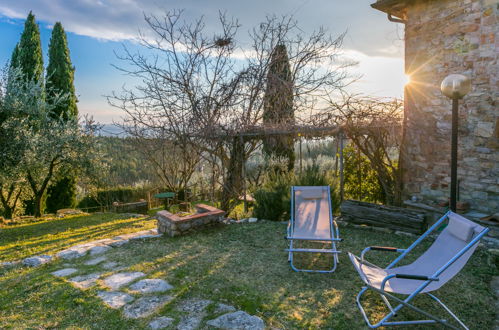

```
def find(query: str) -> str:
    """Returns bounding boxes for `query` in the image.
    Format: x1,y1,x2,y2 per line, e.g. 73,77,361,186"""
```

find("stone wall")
401,0,498,212
157,204,226,237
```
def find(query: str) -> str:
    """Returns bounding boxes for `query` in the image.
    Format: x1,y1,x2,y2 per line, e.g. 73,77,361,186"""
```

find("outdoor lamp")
440,74,471,212
441,74,471,99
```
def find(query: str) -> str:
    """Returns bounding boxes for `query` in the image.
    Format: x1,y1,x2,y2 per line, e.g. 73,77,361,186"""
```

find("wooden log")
340,200,427,234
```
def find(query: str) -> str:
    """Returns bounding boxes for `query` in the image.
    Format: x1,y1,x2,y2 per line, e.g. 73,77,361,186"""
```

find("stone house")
372,0,498,213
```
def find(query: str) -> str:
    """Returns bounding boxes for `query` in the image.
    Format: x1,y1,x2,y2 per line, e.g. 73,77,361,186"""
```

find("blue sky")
0,1,406,123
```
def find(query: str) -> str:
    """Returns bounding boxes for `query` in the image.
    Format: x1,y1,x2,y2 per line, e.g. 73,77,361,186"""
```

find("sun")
404,74,412,86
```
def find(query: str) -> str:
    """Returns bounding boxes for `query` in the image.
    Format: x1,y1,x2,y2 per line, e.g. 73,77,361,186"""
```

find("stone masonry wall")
157,204,226,237
402,0,498,212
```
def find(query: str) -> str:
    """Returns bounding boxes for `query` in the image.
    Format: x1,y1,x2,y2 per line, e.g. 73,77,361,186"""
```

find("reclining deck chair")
286,186,341,273
349,211,489,329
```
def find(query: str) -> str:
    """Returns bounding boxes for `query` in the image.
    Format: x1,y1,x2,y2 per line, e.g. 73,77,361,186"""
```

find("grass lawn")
0,213,155,262
0,215,496,329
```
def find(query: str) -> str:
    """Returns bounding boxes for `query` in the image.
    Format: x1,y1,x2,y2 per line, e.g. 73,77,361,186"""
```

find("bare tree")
323,95,404,205
109,10,351,212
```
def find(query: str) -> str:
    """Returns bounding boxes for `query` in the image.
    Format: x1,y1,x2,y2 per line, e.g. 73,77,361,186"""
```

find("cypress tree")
46,22,78,120
263,44,295,171
10,44,19,69
15,11,44,84
45,22,79,211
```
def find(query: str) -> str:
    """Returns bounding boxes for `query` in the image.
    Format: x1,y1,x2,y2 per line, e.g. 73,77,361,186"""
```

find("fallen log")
340,200,427,234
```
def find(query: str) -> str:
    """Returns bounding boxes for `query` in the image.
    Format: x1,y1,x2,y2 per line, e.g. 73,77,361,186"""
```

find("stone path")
129,279,173,294
97,291,134,309
48,257,265,329
103,272,145,290
30,226,265,328
206,311,265,330
69,273,102,289
51,268,78,277
123,295,173,319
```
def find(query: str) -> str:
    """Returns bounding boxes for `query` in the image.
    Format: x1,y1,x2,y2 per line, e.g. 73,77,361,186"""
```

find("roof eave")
371,0,410,20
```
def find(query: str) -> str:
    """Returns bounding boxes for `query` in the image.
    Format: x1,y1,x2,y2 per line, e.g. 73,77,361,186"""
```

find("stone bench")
156,204,226,237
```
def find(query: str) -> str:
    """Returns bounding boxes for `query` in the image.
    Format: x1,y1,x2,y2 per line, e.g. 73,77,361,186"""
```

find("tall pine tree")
14,11,44,84
263,44,295,171
45,22,79,212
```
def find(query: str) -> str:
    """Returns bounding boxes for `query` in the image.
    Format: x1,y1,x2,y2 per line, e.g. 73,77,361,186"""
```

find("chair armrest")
394,274,439,281
370,246,400,252
361,246,405,263
380,274,439,291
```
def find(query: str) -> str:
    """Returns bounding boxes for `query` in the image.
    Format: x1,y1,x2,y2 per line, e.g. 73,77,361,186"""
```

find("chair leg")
356,286,460,329
426,293,469,330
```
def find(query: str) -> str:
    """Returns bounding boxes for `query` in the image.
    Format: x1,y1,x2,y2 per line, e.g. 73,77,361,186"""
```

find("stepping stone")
97,291,134,309
57,248,88,260
129,234,162,241
177,315,204,330
89,245,111,256
108,239,129,247
101,261,119,270
51,268,78,277
69,273,101,289
176,299,212,313
214,303,236,314
129,279,173,294
123,295,173,319
149,317,174,329
103,272,145,290
206,311,264,330
84,256,107,266
22,255,52,267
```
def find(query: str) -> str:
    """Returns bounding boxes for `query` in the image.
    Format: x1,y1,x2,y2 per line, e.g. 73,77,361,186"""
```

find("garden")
0,213,496,329
0,6,497,330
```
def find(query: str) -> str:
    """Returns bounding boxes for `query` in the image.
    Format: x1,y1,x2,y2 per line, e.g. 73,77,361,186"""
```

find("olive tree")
0,68,101,217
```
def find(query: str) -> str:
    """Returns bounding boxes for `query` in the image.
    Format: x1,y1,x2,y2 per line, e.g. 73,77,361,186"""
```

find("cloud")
0,0,404,57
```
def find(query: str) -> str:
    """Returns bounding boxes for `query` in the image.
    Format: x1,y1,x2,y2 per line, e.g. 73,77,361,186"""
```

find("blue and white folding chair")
349,211,489,329
286,186,341,273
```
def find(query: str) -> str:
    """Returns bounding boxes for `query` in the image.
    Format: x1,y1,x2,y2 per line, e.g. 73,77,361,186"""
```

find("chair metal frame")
286,186,342,273
352,211,489,329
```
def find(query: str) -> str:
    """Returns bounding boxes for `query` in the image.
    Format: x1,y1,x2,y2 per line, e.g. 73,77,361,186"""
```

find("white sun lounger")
349,211,489,329
286,186,342,273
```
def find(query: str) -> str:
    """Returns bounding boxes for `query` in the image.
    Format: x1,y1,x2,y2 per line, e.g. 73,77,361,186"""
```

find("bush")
253,164,339,221
77,186,149,211
253,171,293,221
46,176,77,213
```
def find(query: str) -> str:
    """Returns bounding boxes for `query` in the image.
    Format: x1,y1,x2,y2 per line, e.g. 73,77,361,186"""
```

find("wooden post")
299,134,303,175
339,130,345,203
240,135,247,214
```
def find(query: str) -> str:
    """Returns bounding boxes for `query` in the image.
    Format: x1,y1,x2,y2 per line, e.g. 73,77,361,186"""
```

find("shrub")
253,163,340,221
46,176,77,213
77,186,149,211
253,171,294,221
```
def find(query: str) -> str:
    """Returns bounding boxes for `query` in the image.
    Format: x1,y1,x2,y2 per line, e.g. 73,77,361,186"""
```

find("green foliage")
46,175,77,213
45,22,79,210
46,22,77,120
253,164,339,221
98,136,156,186
13,12,44,84
253,171,294,221
343,143,384,203
262,44,295,170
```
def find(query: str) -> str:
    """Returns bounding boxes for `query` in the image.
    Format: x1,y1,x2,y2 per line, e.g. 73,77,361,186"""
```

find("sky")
0,0,406,124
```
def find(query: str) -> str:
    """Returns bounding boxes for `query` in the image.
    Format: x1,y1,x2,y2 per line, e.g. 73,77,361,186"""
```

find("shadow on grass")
0,221,495,329
0,214,154,261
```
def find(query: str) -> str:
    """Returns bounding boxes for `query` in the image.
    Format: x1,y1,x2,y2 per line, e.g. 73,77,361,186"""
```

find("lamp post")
440,74,471,212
